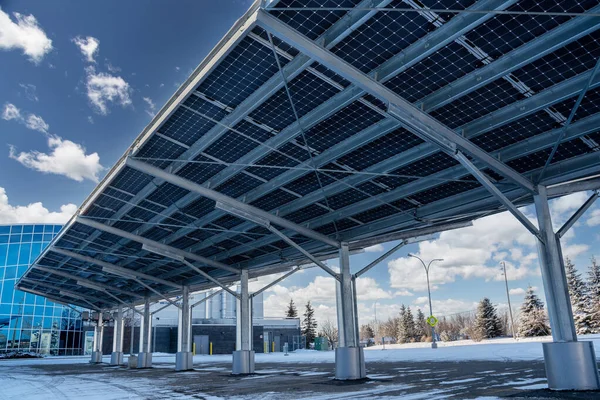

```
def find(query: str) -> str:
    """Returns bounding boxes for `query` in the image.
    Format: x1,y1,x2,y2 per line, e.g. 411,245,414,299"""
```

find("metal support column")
335,242,365,380
90,312,103,363
110,305,124,365
233,269,255,374
534,185,600,390
176,286,193,371
137,298,153,368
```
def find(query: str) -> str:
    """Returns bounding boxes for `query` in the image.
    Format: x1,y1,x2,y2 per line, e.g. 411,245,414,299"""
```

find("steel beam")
256,9,534,193
191,289,224,309
32,264,141,298
125,157,339,248
51,247,181,290
267,225,340,279
455,152,541,239
251,266,301,297
557,192,599,238
354,240,408,279
75,217,239,274
547,177,600,197
16,286,91,310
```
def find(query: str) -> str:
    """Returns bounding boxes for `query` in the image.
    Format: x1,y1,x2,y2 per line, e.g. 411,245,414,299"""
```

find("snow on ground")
3,334,599,368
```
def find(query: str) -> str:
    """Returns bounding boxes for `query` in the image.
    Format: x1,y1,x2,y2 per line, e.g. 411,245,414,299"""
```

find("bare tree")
318,318,338,349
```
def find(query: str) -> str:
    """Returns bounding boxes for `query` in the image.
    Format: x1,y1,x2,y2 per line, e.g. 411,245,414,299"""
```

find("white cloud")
24,114,49,133
394,290,414,297
364,244,384,252
586,208,600,227
72,36,99,63
143,96,156,117
0,8,53,63
0,187,76,224
508,288,526,296
2,103,49,133
1,103,21,121
19,83,38,102
9,135,103,182
85,67,132,115
105,61,121,73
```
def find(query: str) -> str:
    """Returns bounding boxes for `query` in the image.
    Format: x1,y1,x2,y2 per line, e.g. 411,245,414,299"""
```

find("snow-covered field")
1,334,598,399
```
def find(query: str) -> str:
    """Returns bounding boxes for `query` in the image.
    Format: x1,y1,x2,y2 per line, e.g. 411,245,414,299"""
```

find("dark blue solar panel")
211,215,245,229
337,127,424,171
325,188,369,210
315,218,359,235
135,135,188,169
111,167,154,196
277,142,313,162
271,0,360,40
204,130,262,163
187,229,212,242
284,171,336,196
215,173,263,198
180,197,215,220
384,41,481,103
430,79,526,129
391,152,459,179
507,138,593,173
112,220,143,234
411,181,480,205
146,182,190,207
142,226,173,242
159,107,217,147
248,69,342,131
471,111,558,152
196,36,286,107
351,204,397,223
512,30,600,94
246,151,300,180
176,154,227,183
303,101,385,152
250,189,298,211
284,203,329,223
332,2,430,72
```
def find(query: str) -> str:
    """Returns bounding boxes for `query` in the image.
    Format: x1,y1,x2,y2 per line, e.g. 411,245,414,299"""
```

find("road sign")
426,315,438,327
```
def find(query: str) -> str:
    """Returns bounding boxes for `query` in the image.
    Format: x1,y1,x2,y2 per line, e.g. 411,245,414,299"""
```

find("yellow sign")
426,315,438,327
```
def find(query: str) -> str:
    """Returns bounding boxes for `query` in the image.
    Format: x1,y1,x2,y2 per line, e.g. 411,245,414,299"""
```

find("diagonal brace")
557,192,599,238
251,266,302,298
267,225,340,280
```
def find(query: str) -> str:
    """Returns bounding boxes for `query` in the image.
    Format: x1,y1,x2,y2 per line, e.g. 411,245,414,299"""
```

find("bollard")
210,342,213,355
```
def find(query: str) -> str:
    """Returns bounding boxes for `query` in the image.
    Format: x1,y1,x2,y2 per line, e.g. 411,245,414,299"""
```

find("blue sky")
1,1,600,327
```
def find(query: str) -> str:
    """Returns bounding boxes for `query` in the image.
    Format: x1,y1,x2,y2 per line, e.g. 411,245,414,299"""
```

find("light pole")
408,254,443,349
500,261,516,340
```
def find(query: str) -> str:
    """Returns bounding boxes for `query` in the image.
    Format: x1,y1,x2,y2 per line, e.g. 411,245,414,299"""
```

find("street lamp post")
500,261,516,340
408,254,443,349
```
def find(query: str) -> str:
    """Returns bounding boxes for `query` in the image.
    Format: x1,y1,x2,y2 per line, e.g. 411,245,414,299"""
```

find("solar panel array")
18,0,600,310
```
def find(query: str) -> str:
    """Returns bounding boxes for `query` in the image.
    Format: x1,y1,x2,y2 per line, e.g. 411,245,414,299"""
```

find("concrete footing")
127,355,138,368
110,351,123,366
175,351,194,371
335,347,366,380
90,351,102,364
543,341,600,390
137,352,152,369
232,350,255,375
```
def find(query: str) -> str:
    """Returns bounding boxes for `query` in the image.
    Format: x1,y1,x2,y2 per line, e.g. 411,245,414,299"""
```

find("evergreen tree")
302,301,318,345
414,308,427,340
518,286,550,337
360,324,375,341
565,257,594,334
398,304,407,343
474,298,503,339
400,306,416,343
587,256,600,333
286,299,298,318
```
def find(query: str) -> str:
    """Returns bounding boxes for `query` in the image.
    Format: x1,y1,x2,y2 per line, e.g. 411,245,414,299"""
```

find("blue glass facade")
0,224,83,354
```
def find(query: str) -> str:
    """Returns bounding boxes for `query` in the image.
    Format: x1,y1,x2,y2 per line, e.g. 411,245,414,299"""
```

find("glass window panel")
7,244,19,265
21,233,32,243
23,225,33,233
33,225,44,233
0,244,7,263
10,226,22,234
33,234,43,242
19,243,31,265
0,226,10,234
2,280,14,303
4,266,16,279
0,235,8,244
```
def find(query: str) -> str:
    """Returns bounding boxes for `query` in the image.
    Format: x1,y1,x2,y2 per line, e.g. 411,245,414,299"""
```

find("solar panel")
20,0,600,309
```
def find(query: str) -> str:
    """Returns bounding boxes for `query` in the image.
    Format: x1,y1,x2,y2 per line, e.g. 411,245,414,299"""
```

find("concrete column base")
90,351,102,364
176,351,194,371
335,347,366,380
543,342,600,390
137,352,152,369
127,354,138,369
110,351,123,365
232,350,255,375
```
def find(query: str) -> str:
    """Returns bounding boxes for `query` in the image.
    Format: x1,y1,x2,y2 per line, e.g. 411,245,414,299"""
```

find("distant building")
0,224,83,354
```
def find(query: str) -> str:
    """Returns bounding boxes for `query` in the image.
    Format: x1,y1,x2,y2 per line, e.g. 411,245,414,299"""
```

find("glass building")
0,224,83,355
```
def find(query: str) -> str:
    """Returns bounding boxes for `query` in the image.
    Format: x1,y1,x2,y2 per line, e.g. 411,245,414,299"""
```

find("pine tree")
286,299,298,318
587,256,600,333
518,286,551,337
400,306,416,343
565,257,594,334
414,308,427,340
474,298,503,339
398,304,407,343
360,324,375,341
302,301,318,345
